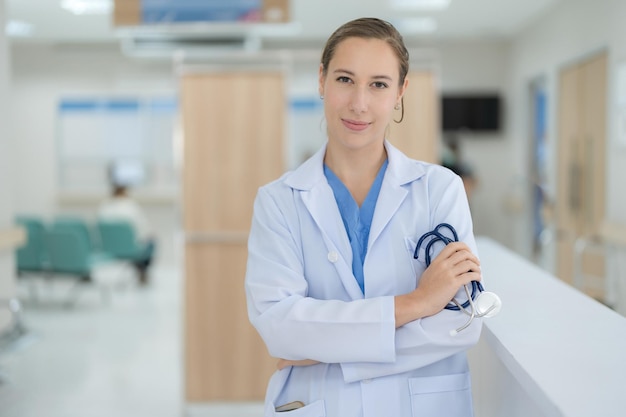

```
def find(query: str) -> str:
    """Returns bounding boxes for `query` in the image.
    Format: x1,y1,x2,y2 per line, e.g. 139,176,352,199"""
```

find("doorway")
529,77,550,265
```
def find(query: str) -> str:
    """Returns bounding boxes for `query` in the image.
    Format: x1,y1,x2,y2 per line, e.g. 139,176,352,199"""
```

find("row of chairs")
14,215,152,304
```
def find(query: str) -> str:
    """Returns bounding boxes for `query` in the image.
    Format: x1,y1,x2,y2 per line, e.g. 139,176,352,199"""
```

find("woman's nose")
349,87,368,114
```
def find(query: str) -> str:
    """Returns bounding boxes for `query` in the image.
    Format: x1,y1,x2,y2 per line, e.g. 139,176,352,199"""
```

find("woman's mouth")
342,118,370,132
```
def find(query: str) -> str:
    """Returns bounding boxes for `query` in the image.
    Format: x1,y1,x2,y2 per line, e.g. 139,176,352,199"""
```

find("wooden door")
556,52,607,290
388,71,438,163
181,72,284,401
556,62,582,284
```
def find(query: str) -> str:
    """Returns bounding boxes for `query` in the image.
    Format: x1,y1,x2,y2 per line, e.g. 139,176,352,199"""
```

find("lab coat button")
327,251,339,263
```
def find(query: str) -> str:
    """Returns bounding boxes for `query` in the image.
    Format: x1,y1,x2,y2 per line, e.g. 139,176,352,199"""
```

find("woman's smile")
342,118,371,131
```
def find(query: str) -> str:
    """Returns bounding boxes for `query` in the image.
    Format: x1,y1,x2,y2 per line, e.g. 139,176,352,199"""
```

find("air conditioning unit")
120,34,260,59
116,21,300,60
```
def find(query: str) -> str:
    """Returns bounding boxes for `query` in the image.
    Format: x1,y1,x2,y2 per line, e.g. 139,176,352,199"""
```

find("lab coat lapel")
301,184,364,300
368,179,407,246
368,142,426,247
286,145,363,300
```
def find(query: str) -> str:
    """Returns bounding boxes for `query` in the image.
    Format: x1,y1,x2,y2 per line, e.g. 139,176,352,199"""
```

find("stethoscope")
414,223,502,336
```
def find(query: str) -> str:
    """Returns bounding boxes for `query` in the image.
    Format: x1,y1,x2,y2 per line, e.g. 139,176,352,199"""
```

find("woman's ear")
318,63,325,98
398,77,409,102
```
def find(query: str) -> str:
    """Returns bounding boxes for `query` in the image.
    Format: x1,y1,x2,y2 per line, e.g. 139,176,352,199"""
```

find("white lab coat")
246,141,482,417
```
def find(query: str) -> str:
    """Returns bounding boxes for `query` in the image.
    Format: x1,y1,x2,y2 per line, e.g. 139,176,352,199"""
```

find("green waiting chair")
96,220,154,284
96,220,153,262
15,216,49,274
51,216,99,252
14,215,49,302
45,229,112,279
51,216,114,268
44,228,115,305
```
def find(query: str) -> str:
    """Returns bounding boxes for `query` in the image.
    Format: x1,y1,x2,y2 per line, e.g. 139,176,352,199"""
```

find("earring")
394,103,401,110
320,95,324,100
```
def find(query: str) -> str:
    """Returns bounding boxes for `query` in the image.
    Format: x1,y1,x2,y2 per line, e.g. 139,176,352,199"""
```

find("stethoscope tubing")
413,223,482,311
414,223,496,335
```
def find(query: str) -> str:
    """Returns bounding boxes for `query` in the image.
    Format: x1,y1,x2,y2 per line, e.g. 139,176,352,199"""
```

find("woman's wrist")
394,291,426,328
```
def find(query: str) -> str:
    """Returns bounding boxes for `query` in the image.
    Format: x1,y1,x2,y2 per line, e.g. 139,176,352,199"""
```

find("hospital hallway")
0,264,263,417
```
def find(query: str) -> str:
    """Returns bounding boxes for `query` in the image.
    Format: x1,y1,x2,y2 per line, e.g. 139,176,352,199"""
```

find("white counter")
471,237,626,417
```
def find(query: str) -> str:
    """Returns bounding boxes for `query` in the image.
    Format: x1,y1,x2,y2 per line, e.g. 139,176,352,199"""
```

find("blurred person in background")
441,135,477,202
98,163,156,284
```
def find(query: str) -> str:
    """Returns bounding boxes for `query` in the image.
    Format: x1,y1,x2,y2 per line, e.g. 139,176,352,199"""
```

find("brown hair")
320,18,409,122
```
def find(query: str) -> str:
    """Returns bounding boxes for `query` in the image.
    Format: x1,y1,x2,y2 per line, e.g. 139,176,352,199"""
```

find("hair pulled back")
320,18,409,122
320,17,409,86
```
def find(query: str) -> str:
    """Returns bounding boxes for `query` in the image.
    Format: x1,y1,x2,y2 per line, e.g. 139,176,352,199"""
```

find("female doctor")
245,17,483,417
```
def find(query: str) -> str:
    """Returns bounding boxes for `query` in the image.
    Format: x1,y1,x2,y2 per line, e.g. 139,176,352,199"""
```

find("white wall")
11,44,177,211
507,0,626,264
0,0,16,330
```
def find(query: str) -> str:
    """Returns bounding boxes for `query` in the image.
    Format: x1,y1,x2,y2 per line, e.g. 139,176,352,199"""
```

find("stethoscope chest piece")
474,291,501,318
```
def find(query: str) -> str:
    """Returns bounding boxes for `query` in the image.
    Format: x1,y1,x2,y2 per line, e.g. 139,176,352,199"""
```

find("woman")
245,17,482,417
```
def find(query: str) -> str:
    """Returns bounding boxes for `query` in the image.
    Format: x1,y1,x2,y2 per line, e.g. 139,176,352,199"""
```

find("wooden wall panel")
181,72,284,401
184,244,275,400
112,0,140,26
388,71,439,163
182,73,285,232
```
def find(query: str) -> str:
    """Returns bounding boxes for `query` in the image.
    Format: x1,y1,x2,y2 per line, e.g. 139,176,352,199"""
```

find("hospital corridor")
2,1,626,416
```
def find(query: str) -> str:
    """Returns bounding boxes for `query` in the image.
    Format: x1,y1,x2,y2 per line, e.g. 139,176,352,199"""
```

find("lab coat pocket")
408,372,473,417
405,237,427,278
271,399,326,416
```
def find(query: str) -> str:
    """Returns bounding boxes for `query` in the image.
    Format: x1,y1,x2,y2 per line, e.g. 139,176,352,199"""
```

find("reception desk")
470,237,626,417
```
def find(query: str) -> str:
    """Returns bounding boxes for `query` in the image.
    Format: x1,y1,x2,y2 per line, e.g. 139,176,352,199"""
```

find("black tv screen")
441,95,501,132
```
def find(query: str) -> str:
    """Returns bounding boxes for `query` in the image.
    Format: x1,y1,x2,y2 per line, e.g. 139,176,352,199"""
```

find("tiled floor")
0,263,188,417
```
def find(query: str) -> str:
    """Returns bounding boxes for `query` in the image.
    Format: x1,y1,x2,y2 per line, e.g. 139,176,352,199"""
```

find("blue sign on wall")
141,0,263,23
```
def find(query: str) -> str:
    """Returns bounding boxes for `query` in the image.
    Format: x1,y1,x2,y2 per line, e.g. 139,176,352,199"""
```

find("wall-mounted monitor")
441,94,502,133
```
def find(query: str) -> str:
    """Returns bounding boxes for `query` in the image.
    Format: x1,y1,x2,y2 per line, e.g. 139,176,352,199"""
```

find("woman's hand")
277,359,320,370
395,241,481,327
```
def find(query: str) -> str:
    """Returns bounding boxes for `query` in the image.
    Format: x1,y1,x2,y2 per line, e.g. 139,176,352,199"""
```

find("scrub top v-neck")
324,159,388,294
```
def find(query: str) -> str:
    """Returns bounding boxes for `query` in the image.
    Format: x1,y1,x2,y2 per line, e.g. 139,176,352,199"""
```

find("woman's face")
319,37,407,153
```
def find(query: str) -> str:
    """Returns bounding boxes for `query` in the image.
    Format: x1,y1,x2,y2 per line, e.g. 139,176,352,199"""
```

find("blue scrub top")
324,159,388,294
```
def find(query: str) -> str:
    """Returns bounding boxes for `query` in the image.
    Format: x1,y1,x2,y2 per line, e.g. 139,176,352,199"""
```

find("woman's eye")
373,81,388,89
337,76,352,83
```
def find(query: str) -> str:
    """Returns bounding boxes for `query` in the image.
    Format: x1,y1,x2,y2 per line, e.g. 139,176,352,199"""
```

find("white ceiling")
6,0,562,44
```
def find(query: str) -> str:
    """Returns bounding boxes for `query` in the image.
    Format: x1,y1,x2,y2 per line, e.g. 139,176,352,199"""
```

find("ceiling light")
61,0,112,15
394,17,438,34
5,20,34,37
390,0,451,11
